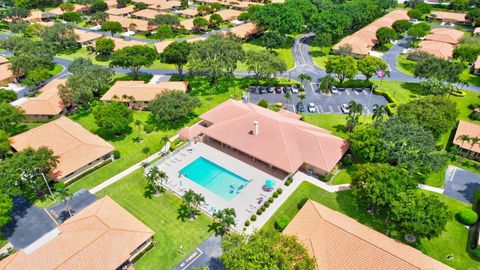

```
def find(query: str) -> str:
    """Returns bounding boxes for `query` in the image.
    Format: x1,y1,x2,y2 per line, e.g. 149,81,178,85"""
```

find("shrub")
297,197,309,210
277,188,283,194
458,209,478,225
113,150,121,159
264,201,270,208
260,205,266,212
275,102,283,107
474,190,480,205
244,220,250,227
341,155,353,166
275,215,290,231
273,191,279,198
285,177,293,186
250,215,257,221
144,123,155,133
258,99,269,108
268,197,274,203
256,208,263,215
473,248,480,259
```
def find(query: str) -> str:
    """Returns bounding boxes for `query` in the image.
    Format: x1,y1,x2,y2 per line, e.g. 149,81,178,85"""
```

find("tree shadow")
95,127,132,142
400,82,425,97
207,222,222,235
143,184,154,199
333,124,346,134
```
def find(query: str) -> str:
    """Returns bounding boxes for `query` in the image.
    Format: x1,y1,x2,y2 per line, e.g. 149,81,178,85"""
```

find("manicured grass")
66,109,176,193
263,181,479,270
330,168,352,185
0,233,7,248
96,169,212,270
238,36,295,71
396,55,415,76
460,66,480,87
48,64,64,77
303,114,373,139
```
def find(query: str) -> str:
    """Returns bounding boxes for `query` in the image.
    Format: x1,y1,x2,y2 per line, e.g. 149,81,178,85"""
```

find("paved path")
174,234,224,270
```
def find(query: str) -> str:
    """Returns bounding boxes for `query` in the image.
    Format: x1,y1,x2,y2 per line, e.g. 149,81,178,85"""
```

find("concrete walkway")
89,135,176,194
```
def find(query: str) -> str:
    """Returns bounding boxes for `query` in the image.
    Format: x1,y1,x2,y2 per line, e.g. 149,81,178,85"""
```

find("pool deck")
148,142,283,231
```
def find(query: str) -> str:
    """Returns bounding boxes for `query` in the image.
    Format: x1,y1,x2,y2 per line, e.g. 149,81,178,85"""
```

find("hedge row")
373,86,398,115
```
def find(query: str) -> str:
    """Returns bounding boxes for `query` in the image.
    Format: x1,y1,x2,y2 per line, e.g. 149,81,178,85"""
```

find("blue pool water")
179,157,250,201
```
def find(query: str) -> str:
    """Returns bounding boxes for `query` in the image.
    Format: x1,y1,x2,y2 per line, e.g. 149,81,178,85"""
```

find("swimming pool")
179,157,250,201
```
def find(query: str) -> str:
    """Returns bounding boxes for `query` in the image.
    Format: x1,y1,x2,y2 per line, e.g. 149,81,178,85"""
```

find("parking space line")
365,108,371,114
317,105,324,113
363,91,368,95
337,106,342,114
328,105,334,113
345,90,350,96
354,91,359,95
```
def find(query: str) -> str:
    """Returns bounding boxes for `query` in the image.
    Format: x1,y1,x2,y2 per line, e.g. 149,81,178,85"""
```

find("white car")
330,86,338,94
291,84,299,94
307,103,316,113
341,104,350,114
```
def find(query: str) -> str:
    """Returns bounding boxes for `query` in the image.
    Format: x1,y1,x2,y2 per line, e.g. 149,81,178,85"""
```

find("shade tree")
109,45,158,80
93,101,133,136
149,90,200,125
244,50,287,83
325,55,357,84
357,56,388,81
348,125,388,163
259,31,286,51
159,41,192,79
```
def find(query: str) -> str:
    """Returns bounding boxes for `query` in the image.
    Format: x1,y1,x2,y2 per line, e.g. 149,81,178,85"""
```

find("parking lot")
248,86,389,114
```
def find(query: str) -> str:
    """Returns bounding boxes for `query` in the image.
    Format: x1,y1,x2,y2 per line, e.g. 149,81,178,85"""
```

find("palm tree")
142,146,151,165
468,136,480,157
213,208,236,235
146,167,167,194
457,134,470,157
193,192,205,212
372,104,387,123
54,183,73,217
298,73,312,89
348,100,363,118
182,189,199,220
298,93,306,103
134,120,142,138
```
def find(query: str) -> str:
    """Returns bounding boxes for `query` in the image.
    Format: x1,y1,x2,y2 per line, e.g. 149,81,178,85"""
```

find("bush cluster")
250,215,257,221
457,209,478,225
275,215,290,231
285,177,293,186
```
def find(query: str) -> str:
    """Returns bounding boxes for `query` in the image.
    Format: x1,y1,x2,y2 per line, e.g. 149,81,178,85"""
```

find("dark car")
248,86,256,92
296,102,305,113
259,86,267,94
284,86,291,94
275,86,283,94
268,86,275,93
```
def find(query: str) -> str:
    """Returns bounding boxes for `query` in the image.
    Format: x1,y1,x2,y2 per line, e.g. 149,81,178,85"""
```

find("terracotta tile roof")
475,27,480,35
25,11,44,22
227,22,258,38
200,0,232,5
180,18,195,31
214,9,242,21
0,63,14,83
108,15,154,31
453,120,480,153
155,40,173,53
284,200,453,270
333,10,409,56
431,11,468,23
332,35,372,56
0,196,153,270
417,40,455,59
74,29,103,43
475,55,480,69
143,0,182,10
177,8,198,17
0,56,9,65
105,0,118,7
17,78,66,116
107,37,148,50
180,99,348,173
48,4,89,16
131,8,168,19
10,117,115,179
106,5,135,16
101,80,188,102
425,28,464,45
228,0,263,9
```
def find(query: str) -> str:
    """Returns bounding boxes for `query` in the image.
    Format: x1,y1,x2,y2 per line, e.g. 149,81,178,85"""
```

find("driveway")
1,197,57,249
249,88,388,114
47,189,97,224
175,234,224,270
443,166,480,204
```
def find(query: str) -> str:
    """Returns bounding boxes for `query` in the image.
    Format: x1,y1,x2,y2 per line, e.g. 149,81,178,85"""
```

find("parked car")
284,86,291,93
248,86,256,92
296,102,305,113
409,19,419,24
268,86,275,93
259,86,267,94
338,87,345,91
275,86,283,94
307,103,316,113
291,84,299,94
341,104,350,114
330,86,338,94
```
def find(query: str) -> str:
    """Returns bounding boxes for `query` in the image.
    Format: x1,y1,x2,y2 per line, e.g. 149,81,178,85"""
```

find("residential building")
0,196,154,270
214,9,242,21
417,40,456,59
332,10,409,57
108,15,154,32
0,56,15,86
473,55,480,74
155,40,173,53
16,78,66,121
101,80,189,109
424,28,464,45
179,99,348,176
131,8,168,20
428,11,470,24
227,22,259,39
141,0,182,11
475,27,480,36
74,29,103,45
10,117,115,183
177,8,199,18
106,5,136,16
108,37,148,50
284,200,453,270
453,120,480,159
229,1,263,10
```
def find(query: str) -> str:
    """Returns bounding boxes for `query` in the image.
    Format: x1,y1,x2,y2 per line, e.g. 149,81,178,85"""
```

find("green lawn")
263,181,478,270
96,169,212,270
48,64,64,77
0,233,7,248
330,167,353,185
396,55,415,76
303,114,373,139
238,36,295,71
